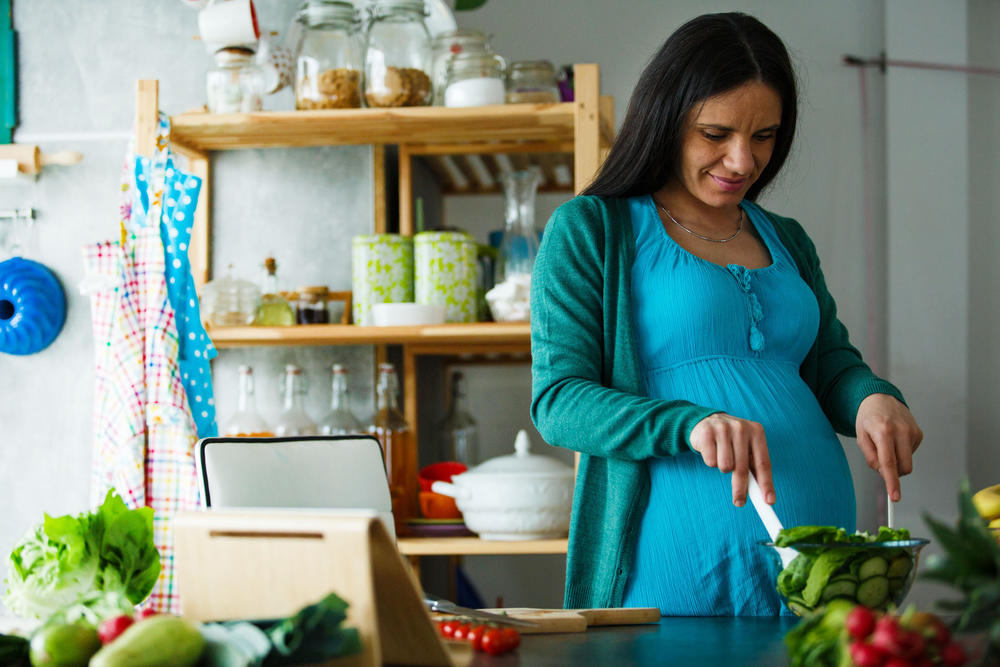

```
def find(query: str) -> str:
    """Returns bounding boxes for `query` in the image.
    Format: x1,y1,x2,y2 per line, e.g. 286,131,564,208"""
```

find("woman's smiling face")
670,81,783,211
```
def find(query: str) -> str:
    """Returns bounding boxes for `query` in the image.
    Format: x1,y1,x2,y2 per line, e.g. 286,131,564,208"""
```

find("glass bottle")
319,363,363,435
253,257,296,326
494,166,542,285
430,28,492,105
443,51,506,108
368,362,416,531
206,46,265,113
294,0,364,109
437,371,479,465
363,0,433,108
505,60,560,104
222,365,274,437
275,364,318,436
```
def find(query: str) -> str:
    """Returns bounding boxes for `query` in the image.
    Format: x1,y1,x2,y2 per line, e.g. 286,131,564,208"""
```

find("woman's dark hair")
582,12,797,201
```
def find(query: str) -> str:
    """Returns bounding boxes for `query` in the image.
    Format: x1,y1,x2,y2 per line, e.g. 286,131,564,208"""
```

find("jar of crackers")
294,0,363,110
363,0,433,107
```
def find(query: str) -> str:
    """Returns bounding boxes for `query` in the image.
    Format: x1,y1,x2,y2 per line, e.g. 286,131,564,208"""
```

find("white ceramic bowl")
431,430,573,540
371,302,447,326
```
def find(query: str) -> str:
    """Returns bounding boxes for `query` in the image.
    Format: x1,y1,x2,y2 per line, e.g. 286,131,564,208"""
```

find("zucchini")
856,575,890,609
857,556,889,580
887,555,912,578
89,615,205,667
821,578,858,602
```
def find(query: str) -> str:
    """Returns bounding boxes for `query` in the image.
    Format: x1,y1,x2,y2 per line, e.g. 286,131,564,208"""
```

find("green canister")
351,234,414,325
414,231,478,323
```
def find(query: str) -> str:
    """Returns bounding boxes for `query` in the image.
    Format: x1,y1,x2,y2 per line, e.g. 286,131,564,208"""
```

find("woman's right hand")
689,413,775,508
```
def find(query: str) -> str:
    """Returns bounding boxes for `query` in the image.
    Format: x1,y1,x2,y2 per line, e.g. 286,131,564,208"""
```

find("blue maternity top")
622,196,855,616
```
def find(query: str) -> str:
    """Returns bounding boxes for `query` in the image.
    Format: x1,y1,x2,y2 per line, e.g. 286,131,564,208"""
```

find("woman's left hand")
855,394,923,502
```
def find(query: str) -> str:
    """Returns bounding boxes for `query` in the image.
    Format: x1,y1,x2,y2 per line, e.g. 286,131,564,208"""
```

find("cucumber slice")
888,577,905,596
886,555,912,578
857,556,889,580
830,573,859,584
856,575,890,608
786,599,813,616
821,578,858,601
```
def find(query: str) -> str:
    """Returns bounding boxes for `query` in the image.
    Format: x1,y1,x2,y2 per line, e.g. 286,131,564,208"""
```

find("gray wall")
1,0,997,613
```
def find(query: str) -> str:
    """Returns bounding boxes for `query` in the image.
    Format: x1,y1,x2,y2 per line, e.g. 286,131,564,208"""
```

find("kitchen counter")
464,616,800,666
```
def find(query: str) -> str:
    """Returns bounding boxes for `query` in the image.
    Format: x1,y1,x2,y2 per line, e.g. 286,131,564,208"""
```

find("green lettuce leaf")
3,490,160,621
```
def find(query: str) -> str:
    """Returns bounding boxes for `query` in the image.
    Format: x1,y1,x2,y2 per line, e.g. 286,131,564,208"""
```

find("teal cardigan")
529,196,905,610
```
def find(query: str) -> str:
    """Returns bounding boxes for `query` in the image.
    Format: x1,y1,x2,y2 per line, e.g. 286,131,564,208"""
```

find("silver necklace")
655,200,744,243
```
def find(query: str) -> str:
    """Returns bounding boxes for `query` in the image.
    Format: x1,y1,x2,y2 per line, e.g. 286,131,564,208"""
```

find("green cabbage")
3,489,160,621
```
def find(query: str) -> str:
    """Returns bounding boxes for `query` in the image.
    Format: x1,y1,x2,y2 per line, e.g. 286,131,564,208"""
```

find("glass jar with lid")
202,264,261,326
294,0,364,109
430,28,493,106
295,285,330,324
206,46,265,113
443,51,506,107
364,0,433,107
505,59,560,104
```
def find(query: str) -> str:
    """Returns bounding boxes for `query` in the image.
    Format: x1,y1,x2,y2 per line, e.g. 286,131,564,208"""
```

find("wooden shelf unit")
397,537,568,557
208,321,530,350
134,65,611,561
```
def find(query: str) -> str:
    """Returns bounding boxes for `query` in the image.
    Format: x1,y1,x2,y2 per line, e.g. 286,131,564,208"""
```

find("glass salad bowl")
758,538,930,616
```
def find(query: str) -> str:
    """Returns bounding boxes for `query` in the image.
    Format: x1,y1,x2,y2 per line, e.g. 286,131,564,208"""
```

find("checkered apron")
82,115,213,613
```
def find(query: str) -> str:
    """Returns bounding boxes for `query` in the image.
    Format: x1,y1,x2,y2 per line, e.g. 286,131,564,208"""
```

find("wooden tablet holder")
174,510,453,666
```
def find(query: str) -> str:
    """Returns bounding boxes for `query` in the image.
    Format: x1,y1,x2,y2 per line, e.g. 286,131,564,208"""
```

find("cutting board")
472,607,661,634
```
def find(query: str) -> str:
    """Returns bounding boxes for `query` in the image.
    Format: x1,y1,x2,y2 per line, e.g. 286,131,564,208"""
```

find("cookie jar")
294,0,364,109
363,0,433,107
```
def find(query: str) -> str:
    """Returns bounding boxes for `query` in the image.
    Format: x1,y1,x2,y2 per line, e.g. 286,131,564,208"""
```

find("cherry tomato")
501,627,521,651
465,624,487,651
481,627,506,656
97,614,134,644
437,620,456,638
451,623,472,641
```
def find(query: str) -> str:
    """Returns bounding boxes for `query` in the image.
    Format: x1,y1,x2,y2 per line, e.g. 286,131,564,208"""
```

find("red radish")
135,607,160,620
870,615,908,657
846,606,878,640
97,614,134,644
883,658,913,667
940,642,967,666
850,641,888,667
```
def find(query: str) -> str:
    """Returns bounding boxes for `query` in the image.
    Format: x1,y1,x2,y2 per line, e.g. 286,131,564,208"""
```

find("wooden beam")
135,80,159,158
398,144,412,235
373,144,386,234
573,64,600,195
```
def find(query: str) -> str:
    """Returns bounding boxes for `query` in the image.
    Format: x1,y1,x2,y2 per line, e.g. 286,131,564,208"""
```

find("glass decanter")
274,364,318,436
368,362,416,531
253,256,296,326
318,363,363,435
494,166,542,285
436,371,479,465
222,365,273,437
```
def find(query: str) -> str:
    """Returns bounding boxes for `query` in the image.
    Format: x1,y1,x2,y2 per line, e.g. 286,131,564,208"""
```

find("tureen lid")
467,429,573,476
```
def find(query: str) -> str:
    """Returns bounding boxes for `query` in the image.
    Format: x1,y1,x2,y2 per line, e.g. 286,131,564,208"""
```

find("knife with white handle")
747,473,797,569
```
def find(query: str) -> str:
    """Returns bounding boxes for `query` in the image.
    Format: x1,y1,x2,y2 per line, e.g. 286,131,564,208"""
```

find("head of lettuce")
3,490,160,621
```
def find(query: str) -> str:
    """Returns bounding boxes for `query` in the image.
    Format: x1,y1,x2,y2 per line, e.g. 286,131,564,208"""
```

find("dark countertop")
467,616,800,666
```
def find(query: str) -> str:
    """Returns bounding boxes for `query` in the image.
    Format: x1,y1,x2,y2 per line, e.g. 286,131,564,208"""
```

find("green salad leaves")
774,525,915,614
3,490,160,621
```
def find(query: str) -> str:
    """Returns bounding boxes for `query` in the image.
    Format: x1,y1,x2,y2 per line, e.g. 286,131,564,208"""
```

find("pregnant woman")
529,12,923,615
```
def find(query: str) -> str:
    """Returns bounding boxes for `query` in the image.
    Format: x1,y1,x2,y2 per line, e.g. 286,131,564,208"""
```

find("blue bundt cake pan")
0,257,67,355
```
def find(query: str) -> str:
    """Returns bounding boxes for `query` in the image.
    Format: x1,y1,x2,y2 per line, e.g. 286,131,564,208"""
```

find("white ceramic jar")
431,429,573,540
